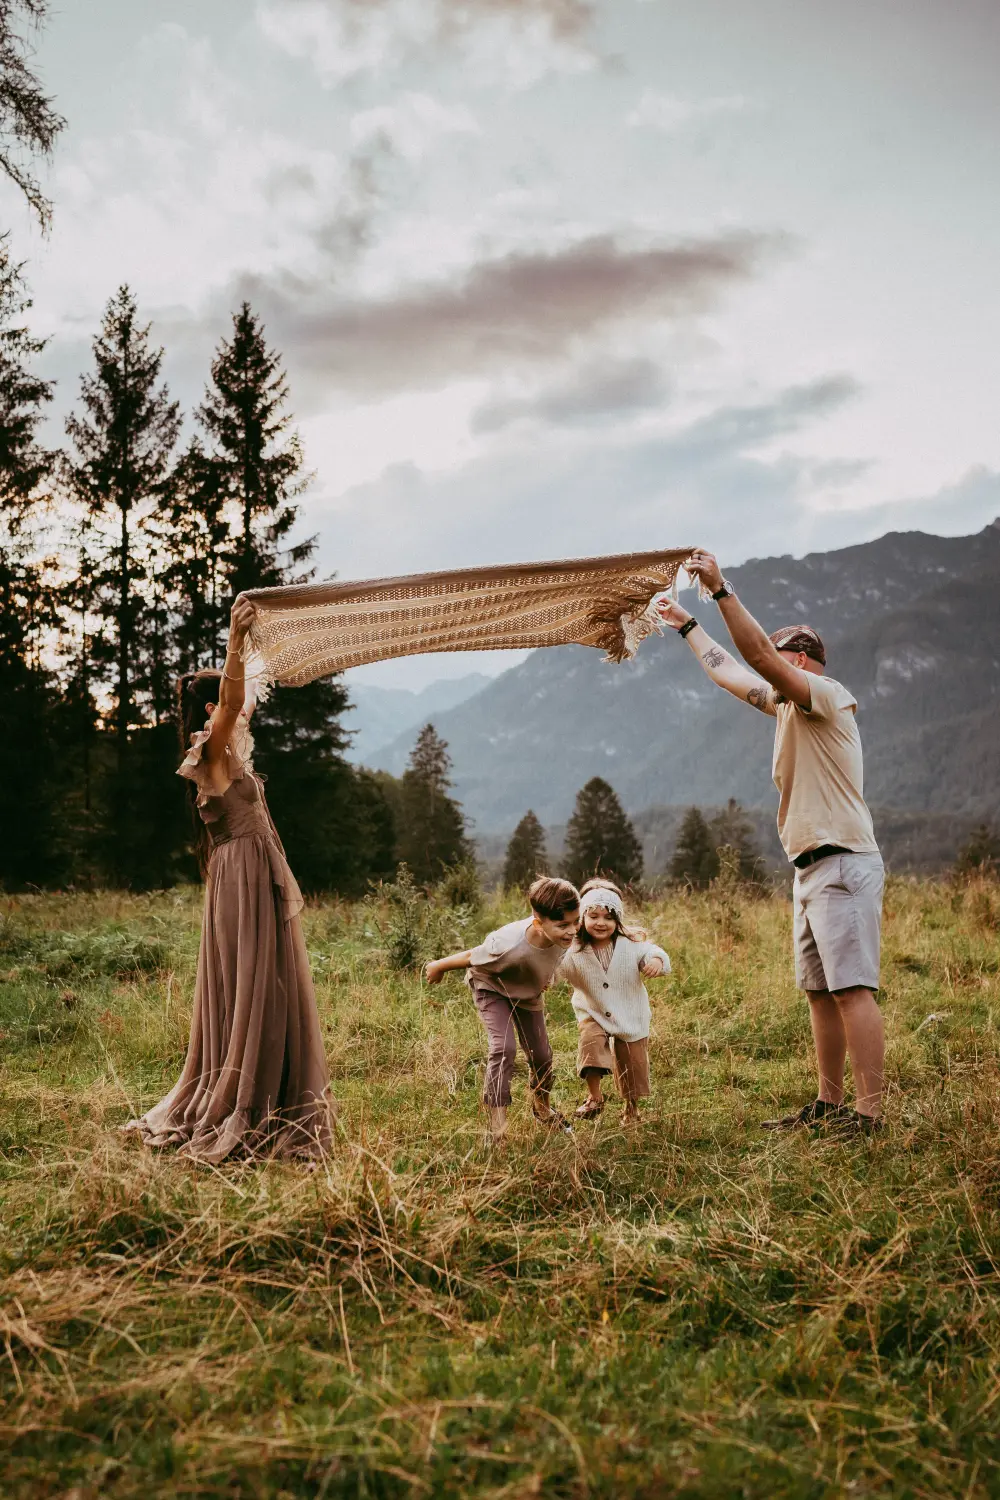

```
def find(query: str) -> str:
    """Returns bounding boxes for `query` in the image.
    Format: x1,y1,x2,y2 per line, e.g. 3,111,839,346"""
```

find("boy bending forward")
426,877,580,1143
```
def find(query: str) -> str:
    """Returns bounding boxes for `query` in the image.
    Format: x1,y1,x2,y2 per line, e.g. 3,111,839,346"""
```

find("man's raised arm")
658,599,776,714
681,550,813,710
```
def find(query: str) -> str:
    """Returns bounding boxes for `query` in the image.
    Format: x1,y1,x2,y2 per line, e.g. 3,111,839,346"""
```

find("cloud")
350,91,480,161
472,356,668,431
228,229,777,396
255,0,598,88
626,90,755,133
807,465,1000,551
304,375,867,582
673,375,861,457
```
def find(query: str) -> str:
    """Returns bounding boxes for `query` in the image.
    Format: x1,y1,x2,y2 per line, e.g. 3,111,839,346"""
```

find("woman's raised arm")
205,597,257,762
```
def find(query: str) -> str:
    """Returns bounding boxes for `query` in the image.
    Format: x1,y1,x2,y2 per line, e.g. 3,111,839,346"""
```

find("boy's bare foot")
575,1097,604,1119
621,1108,642,1127
486,1106,508,1143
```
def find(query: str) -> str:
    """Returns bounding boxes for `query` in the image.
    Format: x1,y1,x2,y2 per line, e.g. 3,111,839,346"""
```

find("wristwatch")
711,579,735,602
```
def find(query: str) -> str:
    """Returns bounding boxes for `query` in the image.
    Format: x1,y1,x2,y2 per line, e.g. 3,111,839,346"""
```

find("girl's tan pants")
577,1018,650,1101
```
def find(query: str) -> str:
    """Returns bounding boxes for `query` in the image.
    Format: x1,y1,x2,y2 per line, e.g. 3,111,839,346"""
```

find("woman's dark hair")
527,876,580,921
177,669,222,877
574,877,646,947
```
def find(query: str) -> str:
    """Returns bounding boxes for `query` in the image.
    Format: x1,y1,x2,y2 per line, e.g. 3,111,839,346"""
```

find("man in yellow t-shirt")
658,549,885,1137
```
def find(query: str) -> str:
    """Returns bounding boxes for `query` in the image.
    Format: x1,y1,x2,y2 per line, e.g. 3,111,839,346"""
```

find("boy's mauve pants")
473,988,554,1108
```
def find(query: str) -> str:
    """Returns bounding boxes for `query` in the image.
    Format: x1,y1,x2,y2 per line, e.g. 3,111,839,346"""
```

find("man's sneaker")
761,1099,850,1132
826,1110,885,1140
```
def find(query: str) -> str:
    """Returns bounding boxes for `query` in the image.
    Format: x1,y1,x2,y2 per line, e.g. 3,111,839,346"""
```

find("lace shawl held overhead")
240,547,695,691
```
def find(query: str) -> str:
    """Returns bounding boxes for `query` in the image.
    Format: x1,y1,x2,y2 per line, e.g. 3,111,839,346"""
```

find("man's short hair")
527,877,580,920
769,624,826,666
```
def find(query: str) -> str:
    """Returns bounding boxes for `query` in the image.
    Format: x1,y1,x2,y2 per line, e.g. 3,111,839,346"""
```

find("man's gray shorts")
793,851,885,994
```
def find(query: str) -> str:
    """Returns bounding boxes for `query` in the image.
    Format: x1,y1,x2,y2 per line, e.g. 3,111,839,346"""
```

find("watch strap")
678,618,698,639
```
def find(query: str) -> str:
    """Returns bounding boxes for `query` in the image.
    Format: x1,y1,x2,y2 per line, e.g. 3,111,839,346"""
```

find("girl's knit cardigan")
557,937,670,1043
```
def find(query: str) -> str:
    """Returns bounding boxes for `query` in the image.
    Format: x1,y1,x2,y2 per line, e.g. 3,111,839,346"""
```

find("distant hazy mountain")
344,673,492,765
369,522,1000,856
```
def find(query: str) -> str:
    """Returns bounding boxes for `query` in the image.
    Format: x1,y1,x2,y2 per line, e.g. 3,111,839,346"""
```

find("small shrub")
0,918,169,979
369,863,425,971
436,859,484,911
711,845,744,944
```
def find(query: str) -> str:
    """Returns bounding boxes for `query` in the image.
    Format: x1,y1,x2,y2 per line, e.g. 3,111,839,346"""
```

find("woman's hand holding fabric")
230,596,256,644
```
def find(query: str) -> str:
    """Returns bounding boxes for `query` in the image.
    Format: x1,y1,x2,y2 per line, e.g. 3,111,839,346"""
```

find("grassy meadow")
2,874,1000,1498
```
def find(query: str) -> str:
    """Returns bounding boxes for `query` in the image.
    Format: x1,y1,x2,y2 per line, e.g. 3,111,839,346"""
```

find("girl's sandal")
574,1098,605,1120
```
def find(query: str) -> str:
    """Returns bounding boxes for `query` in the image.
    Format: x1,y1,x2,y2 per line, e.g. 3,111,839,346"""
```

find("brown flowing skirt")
125,835,332,1163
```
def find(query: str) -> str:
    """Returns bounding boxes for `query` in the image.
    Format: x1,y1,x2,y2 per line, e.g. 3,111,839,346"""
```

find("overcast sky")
12,0,1000,687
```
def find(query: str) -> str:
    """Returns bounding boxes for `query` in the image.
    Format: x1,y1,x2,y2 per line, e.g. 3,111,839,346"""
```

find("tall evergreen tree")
188,301,391,894
956,824,999,878
162,437,233,672
63,287,181,747
57,514,104,829
396,724,470,885
564,777,643,889
0,238,59,887
669,806,718,889
62,286,181,880
0,1,66,229
503,810,548,890
197,302,312,596
709,798,763,885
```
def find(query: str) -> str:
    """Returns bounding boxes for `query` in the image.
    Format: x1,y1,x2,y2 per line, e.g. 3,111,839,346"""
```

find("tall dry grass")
2,875,1000,1496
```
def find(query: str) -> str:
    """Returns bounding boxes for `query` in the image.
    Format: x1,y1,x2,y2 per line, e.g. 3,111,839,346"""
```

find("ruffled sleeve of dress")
176,720,251,823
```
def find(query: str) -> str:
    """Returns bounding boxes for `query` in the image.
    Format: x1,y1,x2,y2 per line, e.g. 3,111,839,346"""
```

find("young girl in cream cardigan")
558,879,670,1124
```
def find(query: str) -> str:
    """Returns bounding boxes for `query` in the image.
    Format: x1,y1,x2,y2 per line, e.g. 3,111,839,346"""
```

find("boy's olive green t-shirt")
772,674,879,862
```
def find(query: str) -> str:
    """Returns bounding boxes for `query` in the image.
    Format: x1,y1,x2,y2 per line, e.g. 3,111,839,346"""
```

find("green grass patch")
2,877,1000,1496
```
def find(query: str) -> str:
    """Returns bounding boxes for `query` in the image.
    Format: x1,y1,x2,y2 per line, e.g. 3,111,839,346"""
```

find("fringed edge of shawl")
589,572,681,664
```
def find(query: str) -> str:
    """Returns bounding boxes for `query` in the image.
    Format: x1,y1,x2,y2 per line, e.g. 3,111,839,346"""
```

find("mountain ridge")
367,522,1000,836
343,672,492,765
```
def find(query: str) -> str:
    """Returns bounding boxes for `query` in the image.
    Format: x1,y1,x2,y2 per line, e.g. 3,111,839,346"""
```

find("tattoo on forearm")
747,684,771,712
702,646,727,670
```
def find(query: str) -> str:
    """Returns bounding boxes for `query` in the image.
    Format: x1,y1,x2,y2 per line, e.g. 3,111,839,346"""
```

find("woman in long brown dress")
125,599,332,1163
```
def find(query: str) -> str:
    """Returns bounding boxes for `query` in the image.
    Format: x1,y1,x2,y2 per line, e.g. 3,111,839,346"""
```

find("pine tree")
162,437,233,672
669,806,718,889
187,302,389,894
197,302,312,596
395,724,471,885
0,2,66,229
57,515,105,835
503,810,548,890
956,824,999,878
564,777,643,889
63,287,180,749
709,798,763,886
62,286,181,881
0,238,59,886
